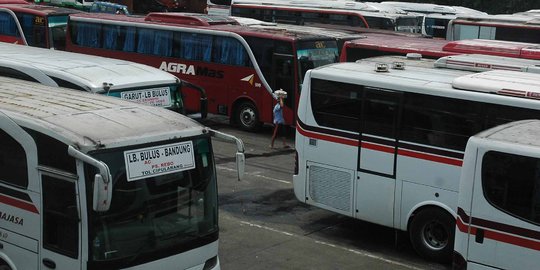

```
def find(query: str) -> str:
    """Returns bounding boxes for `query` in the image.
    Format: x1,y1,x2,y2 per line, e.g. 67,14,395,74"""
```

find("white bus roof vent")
435,54,540,74
392,61,405,70
406,53,422,60
375,63,389,72
452,70,540,99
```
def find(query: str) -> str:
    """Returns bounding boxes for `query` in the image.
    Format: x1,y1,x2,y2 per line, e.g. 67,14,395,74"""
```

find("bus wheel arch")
0,257,14,270
407,206,455,263
233,99,261,131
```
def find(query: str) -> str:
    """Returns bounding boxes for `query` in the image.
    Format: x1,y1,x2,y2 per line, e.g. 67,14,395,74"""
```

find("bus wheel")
409,208,455,263
0,264,12,270
236,102,261,131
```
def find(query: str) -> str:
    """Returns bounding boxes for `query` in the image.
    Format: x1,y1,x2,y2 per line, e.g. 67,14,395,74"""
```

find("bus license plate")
120,87,172,107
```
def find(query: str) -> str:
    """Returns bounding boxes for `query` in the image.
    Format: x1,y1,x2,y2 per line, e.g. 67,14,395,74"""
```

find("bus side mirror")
93,174,112,212
236,152,245,181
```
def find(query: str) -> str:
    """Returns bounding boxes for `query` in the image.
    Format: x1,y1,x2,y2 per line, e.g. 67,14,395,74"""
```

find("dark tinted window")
495,27,540,43
0,67,41,83
482,151,540,225
401,93,483,150
361,89,399,138
0,129,28,188
310,78,361,131
43,175,79,258
26,129,76,173
51,77,86,91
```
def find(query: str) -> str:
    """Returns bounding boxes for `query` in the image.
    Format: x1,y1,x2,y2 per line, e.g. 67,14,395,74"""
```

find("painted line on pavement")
238,220,427,270
217,165,291,185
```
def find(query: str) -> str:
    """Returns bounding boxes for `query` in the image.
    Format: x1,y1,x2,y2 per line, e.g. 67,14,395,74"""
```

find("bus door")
465,150,540,269
39,169,81,270
356,88,402,227
272,53,296,125
0,112,39,270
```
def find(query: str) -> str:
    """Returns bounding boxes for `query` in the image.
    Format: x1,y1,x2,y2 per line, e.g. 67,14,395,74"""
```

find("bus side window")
212,36,249,66
0,11,19,37
482,152,540,224
74,22,102,48
0,129,28,188
43,175,79,258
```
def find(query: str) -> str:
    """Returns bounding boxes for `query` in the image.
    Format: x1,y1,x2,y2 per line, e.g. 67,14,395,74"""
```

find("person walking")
270,90,289,149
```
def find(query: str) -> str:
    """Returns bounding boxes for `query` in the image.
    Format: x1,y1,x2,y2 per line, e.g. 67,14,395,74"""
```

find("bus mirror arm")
180,81,208,119
68,146,113,212
208,129,245,181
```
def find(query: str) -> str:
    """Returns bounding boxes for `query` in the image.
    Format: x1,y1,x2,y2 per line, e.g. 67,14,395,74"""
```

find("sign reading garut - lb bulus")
120,87,172,107
124,141,195,181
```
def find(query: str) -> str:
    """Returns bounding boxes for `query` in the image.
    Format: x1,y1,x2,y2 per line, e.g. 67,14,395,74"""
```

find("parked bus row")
295,54,540,267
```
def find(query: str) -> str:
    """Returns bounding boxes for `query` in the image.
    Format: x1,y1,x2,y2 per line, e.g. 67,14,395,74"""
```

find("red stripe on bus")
297,125,358,146
0,194,39,214
298,125,463,166
457,214,540,251
361,141,395,154
398,149,463,167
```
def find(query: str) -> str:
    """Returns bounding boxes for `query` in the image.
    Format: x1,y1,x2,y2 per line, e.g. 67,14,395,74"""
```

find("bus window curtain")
20,14,34,42
215,37,247,66
137,28,154,54
76,23,101,48
103,24,118,50
0,12,18,36
154,30,172,56
122,26,136,52
180,33,212,61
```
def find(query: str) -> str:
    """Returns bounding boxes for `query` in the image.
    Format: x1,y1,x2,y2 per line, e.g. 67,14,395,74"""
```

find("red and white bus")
0,1,79,49
447,14,540,43
65,12,341,131
341,34,540,62
294,58,540,263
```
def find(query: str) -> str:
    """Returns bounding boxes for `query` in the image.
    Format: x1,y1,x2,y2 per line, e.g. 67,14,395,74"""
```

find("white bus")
380,2,487,38
0,76,245,270
447,14,540,43
294,59,540,262
0,42,207,117
230,0,421,33
454,119,540,270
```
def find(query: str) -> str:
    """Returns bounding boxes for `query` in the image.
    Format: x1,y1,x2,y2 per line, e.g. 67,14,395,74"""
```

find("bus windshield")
86,137,217,265
297,40,339,85
48,15,69,50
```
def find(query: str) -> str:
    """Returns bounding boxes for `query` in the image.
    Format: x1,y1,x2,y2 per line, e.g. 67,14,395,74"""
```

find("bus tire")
409,208,455,263
236,101,261,131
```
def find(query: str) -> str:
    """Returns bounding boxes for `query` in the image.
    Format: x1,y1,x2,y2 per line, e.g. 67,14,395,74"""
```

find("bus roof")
345,36,540,60
0,3,79,15
443,39,540,59
452,14,540,26
310,60,540,103
381,1,486,15
0,42,179,93
474,120,540,148
345,33,455,58
0,76,203,151
232,0,417,19
359,54,540,73
69,12,338,41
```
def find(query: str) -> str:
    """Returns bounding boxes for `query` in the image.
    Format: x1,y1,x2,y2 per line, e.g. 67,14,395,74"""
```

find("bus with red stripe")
294,58,540,263
340,34,540,62
0,2,79,49
0,76,245,270
65,12,340,131
454,120,540,270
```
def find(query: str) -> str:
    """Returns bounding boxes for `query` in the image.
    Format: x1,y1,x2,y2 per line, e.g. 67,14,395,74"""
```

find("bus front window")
85,137,217,266
48,15,69,49
297,40,338,88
